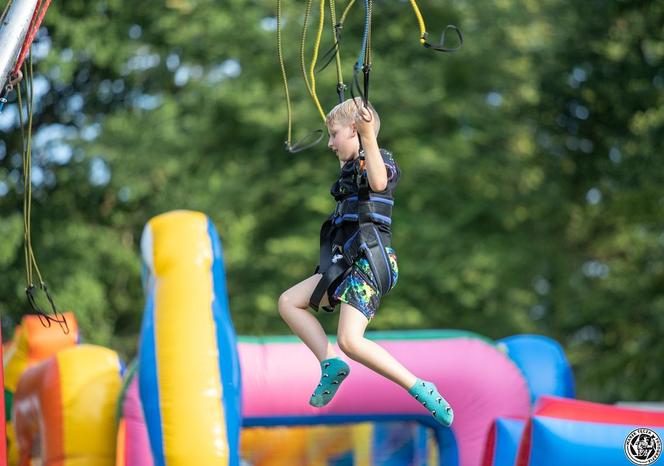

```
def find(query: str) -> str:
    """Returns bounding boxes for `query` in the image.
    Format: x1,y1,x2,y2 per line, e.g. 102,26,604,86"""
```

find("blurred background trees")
0,0,662,402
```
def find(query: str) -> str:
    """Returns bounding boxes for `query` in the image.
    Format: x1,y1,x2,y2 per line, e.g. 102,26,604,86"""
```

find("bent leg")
337,304,453,426
278,275,352,407
336,303,417,390
278,274,337,362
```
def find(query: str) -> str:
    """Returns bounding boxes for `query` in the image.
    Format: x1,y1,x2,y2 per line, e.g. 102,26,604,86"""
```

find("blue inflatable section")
138,289,166,466
372,423,418,465
369,423,433,465
492,418,526,466
499,334,575,403
529,417,664,466
208,219,242,463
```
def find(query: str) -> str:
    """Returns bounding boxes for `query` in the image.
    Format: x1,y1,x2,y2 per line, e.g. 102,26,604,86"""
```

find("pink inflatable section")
118,375,154,466
239,335,531,466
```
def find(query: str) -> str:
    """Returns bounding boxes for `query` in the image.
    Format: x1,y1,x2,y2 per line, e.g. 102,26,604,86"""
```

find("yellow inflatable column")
139,211,241,466
4,313,78,465
13,344,122,466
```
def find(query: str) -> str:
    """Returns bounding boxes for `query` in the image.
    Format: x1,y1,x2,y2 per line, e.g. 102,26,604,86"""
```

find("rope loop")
422,25,463,52
26,282,70,334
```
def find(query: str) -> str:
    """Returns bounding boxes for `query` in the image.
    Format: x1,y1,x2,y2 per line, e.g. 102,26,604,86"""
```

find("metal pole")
0,0,40,91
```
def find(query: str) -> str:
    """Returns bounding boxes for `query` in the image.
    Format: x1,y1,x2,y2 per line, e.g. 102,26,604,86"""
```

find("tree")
0,0,661,402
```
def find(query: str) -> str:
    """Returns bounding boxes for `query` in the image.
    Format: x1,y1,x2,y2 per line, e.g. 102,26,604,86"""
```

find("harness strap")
333,195,393,225
358,225,392,294
356,166,393,295
310,158,394,311
316,217,334,275
310,259,351,311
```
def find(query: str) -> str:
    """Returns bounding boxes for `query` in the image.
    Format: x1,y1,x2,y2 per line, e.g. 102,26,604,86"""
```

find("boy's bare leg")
278,274,337,362
279,274,350,407
336,303,417,390
337,303,454,426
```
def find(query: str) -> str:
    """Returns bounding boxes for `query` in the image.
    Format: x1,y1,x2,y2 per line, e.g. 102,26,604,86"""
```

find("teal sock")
309,357,350,408
408,379,454,427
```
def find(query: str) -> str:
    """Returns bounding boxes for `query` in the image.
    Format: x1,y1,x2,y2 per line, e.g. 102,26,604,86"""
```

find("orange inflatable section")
240,423,373,466
13,344,122,466
4,313,78,465
4,313,78,392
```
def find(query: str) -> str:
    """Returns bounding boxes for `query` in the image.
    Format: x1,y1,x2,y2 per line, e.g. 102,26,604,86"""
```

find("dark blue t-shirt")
329,148,400,242
330,148,400,200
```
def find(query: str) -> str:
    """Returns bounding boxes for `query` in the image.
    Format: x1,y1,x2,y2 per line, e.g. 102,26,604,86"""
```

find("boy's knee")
337,334,362,360
277,292,290,315
278,292,303,317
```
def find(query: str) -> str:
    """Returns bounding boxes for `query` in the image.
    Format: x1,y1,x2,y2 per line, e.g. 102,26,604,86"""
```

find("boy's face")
327,122,359,163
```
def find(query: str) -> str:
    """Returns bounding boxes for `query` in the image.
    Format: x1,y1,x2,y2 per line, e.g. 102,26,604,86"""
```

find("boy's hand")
356,106,375,138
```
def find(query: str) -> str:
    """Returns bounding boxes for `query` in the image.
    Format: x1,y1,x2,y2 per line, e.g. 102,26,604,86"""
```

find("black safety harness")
310,154,395,311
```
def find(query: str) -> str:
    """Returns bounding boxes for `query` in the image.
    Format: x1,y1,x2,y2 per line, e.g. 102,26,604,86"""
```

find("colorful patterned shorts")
330,247,398,321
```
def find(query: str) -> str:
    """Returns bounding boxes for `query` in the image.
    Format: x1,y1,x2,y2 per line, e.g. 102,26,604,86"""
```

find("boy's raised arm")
356,108,387,192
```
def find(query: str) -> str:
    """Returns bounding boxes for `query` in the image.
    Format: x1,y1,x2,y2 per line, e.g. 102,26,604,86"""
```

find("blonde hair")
326,97,380,136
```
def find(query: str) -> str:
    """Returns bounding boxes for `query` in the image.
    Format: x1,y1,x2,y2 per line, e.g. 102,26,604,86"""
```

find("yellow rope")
17,69,29,283
339,0,355,27
18,55,68,331
1,0,14,23
308,0,326,121
328,0,344,88
18,56,43,286
300,0,315,111
8,8,68,331
407,0,427,45
276,0,293,146
299,0,326,121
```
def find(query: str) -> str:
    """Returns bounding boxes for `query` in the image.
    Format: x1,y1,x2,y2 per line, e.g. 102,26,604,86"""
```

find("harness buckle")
334,201,343,217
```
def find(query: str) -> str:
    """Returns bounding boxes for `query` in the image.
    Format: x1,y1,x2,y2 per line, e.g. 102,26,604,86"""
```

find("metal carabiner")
26,282,70,334
0,70,23,113
284,129,324,154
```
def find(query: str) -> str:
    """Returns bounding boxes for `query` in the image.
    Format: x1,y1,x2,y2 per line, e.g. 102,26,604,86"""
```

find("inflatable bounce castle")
3,210,663,465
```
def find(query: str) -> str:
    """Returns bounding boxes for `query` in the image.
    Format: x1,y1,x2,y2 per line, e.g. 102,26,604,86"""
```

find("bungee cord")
315,0,347,103
277,0,324,152
276,0,463,153
16,56,69,334
299,0,327,122
2,0,69,332
408,0,463,52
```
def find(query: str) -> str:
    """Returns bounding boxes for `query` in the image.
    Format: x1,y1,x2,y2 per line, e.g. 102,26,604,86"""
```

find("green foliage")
0,0,661,402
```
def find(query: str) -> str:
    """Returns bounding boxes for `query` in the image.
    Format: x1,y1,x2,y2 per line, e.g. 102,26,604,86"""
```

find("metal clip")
26,282,70,334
